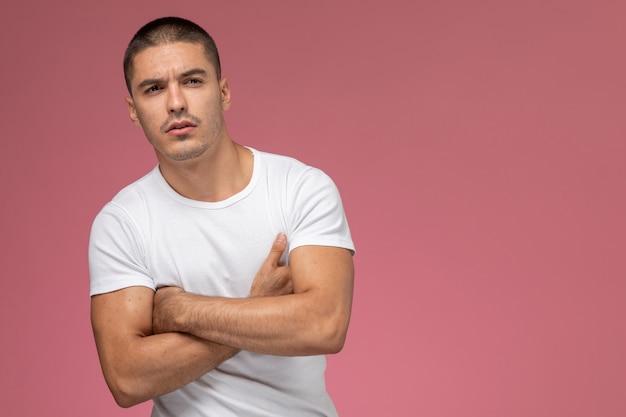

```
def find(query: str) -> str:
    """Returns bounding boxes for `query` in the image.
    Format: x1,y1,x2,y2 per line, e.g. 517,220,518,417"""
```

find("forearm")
157,292,349,356
91,282,239,410
98,331,237,407
152,245,354,357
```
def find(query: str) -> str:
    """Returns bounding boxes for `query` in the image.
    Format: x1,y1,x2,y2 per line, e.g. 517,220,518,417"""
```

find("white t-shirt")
89,148,354,417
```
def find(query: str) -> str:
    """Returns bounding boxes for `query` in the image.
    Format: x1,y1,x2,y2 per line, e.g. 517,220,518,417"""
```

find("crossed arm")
90,234,354,407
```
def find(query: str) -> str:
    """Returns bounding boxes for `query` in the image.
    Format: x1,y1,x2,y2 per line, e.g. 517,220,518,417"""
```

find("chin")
167,145,209,162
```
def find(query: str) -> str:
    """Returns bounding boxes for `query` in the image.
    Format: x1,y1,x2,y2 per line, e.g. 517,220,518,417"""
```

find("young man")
89,16,355,417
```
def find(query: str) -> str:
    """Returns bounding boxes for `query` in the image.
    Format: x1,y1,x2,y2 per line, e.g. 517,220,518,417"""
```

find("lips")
166,120,196,132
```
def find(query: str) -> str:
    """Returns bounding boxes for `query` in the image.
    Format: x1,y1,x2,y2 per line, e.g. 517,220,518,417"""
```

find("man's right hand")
249,233,293,297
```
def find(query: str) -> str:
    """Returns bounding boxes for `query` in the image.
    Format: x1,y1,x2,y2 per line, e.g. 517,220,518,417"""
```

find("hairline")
123,17,222,96
125,40,220,96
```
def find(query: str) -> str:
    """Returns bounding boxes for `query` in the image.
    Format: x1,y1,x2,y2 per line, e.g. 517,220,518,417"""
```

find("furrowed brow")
137,78,165,89
135,68,209,90
180,68,209,78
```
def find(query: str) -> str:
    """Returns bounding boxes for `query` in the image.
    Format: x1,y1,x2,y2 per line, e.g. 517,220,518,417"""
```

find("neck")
157,139,253,202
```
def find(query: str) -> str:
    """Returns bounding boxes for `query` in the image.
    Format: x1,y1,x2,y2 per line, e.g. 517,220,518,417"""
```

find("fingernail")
277,233,286,243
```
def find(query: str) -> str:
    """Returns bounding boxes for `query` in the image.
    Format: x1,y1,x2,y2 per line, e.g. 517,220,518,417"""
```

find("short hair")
123,16,221,94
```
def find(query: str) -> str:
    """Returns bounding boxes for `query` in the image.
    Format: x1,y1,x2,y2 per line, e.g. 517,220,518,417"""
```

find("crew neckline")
153,147,260,209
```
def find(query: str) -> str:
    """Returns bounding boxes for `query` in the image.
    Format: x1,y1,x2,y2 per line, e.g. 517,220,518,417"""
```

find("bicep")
289,245,354,312
91,286,155,364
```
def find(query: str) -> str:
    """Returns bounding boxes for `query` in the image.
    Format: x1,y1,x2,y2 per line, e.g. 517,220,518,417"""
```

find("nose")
167,85,187,114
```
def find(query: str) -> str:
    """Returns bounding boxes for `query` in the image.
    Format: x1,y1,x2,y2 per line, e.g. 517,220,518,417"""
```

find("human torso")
91,148,351,416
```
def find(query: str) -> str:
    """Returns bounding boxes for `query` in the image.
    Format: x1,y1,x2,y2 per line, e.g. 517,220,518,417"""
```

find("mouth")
165,120,196,139
166,120,197,136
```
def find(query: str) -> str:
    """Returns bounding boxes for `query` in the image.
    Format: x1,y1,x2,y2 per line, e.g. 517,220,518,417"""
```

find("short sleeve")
286,167,355,254
88,202,155,296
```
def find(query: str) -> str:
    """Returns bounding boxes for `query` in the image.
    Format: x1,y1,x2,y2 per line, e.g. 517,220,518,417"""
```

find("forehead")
131,42,215,81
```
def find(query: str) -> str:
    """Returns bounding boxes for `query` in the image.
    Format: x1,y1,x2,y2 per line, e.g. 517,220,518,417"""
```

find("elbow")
312,315,349,354
113,393,142,409
114,396,138,409
325,325,348,354
105,374,149,408
323,335,346,355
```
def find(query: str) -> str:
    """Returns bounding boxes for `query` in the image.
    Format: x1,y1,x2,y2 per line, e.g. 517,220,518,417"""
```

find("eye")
145,85,162,94
186,78,203,86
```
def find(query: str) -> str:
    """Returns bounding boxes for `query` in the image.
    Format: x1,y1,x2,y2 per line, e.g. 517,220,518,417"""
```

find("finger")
265,233,287,266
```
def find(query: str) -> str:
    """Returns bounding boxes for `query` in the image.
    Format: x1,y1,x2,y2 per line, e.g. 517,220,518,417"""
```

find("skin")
91,234,293,407
125,42,250,202
91,41,354,407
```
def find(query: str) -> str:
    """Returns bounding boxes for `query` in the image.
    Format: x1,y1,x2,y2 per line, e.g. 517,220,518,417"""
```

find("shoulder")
91,167,162,233
108,167,161,207
255,149,309,173
253,148,334,188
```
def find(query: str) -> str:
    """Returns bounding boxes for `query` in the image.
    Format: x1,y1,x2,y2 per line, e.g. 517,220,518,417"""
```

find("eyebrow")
181,68,209,78
136,68,209,90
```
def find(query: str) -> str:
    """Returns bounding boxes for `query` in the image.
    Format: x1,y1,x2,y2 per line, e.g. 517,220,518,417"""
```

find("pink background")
1,1,624,416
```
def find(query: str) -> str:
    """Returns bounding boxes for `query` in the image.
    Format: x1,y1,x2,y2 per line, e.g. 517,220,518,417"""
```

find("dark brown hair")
123,17,221,94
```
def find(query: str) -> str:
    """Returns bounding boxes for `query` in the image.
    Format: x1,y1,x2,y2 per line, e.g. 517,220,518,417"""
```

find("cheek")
135,107,161,132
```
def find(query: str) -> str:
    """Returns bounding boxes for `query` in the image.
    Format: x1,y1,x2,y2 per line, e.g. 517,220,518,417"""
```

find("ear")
220,78,231,111
125,96,142,127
